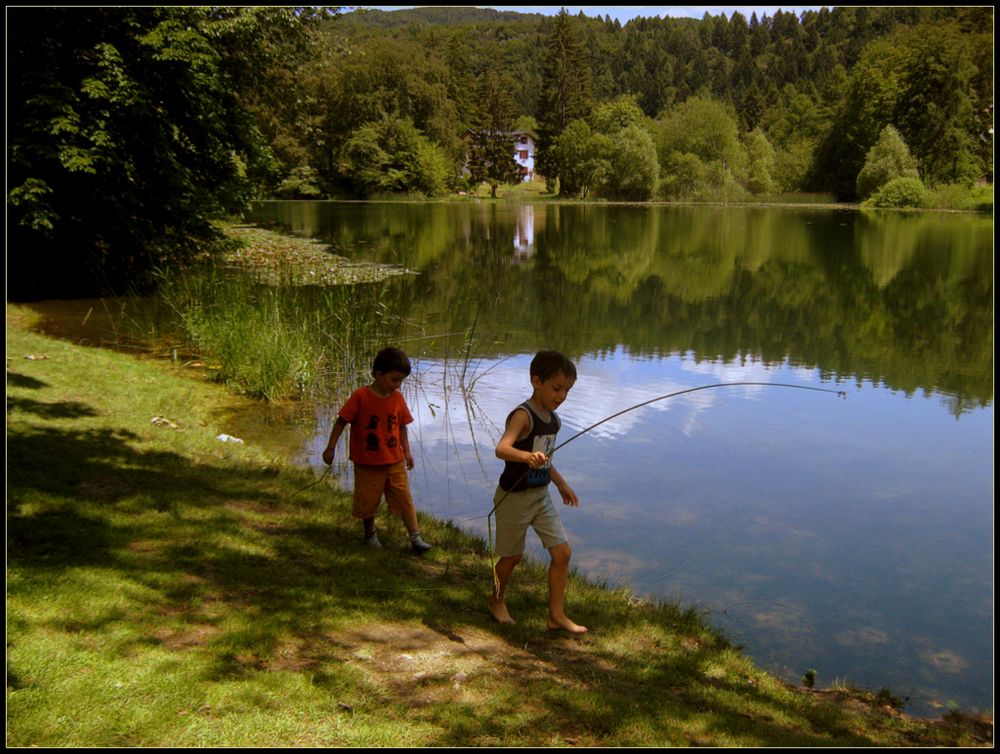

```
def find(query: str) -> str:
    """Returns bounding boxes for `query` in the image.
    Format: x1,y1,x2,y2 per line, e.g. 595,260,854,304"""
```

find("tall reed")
123,264,404,401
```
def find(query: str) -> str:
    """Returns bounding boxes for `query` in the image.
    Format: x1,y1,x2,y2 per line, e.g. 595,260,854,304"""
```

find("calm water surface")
248,201,993,718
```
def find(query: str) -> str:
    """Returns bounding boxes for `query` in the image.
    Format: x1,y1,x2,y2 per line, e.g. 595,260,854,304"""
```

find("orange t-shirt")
338,386,413,466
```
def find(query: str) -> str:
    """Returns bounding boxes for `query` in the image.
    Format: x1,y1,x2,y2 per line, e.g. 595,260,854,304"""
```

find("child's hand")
525,450,548,468
405,452,415,470
322,447,335,465
557,482,579,507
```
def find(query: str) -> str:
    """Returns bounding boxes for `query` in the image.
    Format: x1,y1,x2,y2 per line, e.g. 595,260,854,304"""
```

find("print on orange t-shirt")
338,386,414,466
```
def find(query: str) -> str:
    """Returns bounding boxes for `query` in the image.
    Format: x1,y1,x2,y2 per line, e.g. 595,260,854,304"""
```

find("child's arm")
322,416,348,465
550,465,579,506
495,409,547,468
400,423,414,470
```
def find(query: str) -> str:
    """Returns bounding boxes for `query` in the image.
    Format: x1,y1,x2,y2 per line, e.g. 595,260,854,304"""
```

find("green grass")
6,305,992,747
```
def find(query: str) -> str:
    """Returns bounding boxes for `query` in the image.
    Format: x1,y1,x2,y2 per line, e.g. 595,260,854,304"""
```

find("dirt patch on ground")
268,622,553,680
152,623,222,651
333,620,993,746
320,622,564,711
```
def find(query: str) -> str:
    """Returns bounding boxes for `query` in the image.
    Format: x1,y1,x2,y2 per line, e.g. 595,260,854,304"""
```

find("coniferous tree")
466,69,521,196
749,13,769,56
535,9,593,193
443,33,479,132
729,11,750,56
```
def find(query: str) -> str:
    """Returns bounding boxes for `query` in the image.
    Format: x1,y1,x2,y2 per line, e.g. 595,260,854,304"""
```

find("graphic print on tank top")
498,402,561,492
526,431,556,486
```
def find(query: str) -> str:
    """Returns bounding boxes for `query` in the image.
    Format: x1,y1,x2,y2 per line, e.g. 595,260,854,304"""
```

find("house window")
519,150,529,160
519,136,528,144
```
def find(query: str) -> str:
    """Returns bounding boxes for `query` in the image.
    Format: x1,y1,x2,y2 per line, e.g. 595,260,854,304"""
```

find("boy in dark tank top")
489,350,587,633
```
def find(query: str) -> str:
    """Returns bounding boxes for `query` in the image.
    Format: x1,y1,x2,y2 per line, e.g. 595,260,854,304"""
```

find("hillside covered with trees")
7,6,993,298
279,6,992,200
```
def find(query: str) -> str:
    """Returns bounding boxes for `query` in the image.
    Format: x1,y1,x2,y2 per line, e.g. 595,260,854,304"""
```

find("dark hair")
530,350,576,382
372,347,411,377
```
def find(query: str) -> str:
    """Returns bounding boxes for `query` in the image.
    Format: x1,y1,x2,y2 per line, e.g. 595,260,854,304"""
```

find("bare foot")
488,597,515,625
548,615,588,634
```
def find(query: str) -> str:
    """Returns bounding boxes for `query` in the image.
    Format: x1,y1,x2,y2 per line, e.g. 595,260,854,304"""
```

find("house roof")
461,128,537,141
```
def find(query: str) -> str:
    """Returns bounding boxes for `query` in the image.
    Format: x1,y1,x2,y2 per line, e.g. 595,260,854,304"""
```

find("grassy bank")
6,305,992,747
460,179,993,213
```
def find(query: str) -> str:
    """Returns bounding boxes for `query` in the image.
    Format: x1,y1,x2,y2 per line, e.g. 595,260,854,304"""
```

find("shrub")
659,152,706,200
856,125,919,200
925,182,994,212
275,166,324,199
863,176,928,208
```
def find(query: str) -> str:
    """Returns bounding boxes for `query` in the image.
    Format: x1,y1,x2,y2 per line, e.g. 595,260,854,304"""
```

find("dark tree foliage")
809,14,990,199
7,6,322,300
465,70,522,196
535,10,594,192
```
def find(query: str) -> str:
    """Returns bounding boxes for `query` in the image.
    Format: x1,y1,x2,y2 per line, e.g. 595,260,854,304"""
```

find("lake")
246,200,993,718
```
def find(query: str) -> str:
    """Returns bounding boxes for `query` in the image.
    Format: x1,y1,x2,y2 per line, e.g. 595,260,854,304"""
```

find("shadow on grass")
7,395,100,420
6,392,920,747
6,370,50,390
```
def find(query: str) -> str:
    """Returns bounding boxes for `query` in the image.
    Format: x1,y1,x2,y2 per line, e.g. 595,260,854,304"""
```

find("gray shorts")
492,484,568,557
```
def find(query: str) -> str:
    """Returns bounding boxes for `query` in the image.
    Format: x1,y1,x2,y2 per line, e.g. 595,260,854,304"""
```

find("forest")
6,6,993,299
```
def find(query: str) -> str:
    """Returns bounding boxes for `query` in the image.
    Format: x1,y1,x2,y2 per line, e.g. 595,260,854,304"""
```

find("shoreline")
255,190,991,215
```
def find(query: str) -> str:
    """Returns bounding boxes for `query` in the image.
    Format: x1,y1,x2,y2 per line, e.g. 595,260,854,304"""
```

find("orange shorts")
352,461,415,519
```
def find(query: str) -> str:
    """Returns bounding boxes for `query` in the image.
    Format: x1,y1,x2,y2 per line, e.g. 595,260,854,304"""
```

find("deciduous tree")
338,115,450,197
7,6,324,298
744,128,777,194
856,124,919,199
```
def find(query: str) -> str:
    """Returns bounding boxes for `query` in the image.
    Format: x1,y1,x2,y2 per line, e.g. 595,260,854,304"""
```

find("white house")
461,129,539,183
511,129,537,182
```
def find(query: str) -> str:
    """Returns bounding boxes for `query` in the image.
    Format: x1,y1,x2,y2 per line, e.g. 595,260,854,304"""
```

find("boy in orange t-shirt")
322,347,431,553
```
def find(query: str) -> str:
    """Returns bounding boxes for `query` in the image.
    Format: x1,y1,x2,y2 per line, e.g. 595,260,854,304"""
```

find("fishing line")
485,381,847,593
290,463,334,498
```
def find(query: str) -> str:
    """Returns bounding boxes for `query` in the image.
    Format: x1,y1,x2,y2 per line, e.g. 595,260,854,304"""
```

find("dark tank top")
498,401,561,492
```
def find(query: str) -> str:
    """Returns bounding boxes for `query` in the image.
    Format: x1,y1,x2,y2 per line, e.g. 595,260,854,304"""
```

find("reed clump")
121,234,407,401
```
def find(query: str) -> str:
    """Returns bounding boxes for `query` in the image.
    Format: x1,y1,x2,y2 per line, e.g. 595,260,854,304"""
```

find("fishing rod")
552,381,847,455
485,380,847,590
